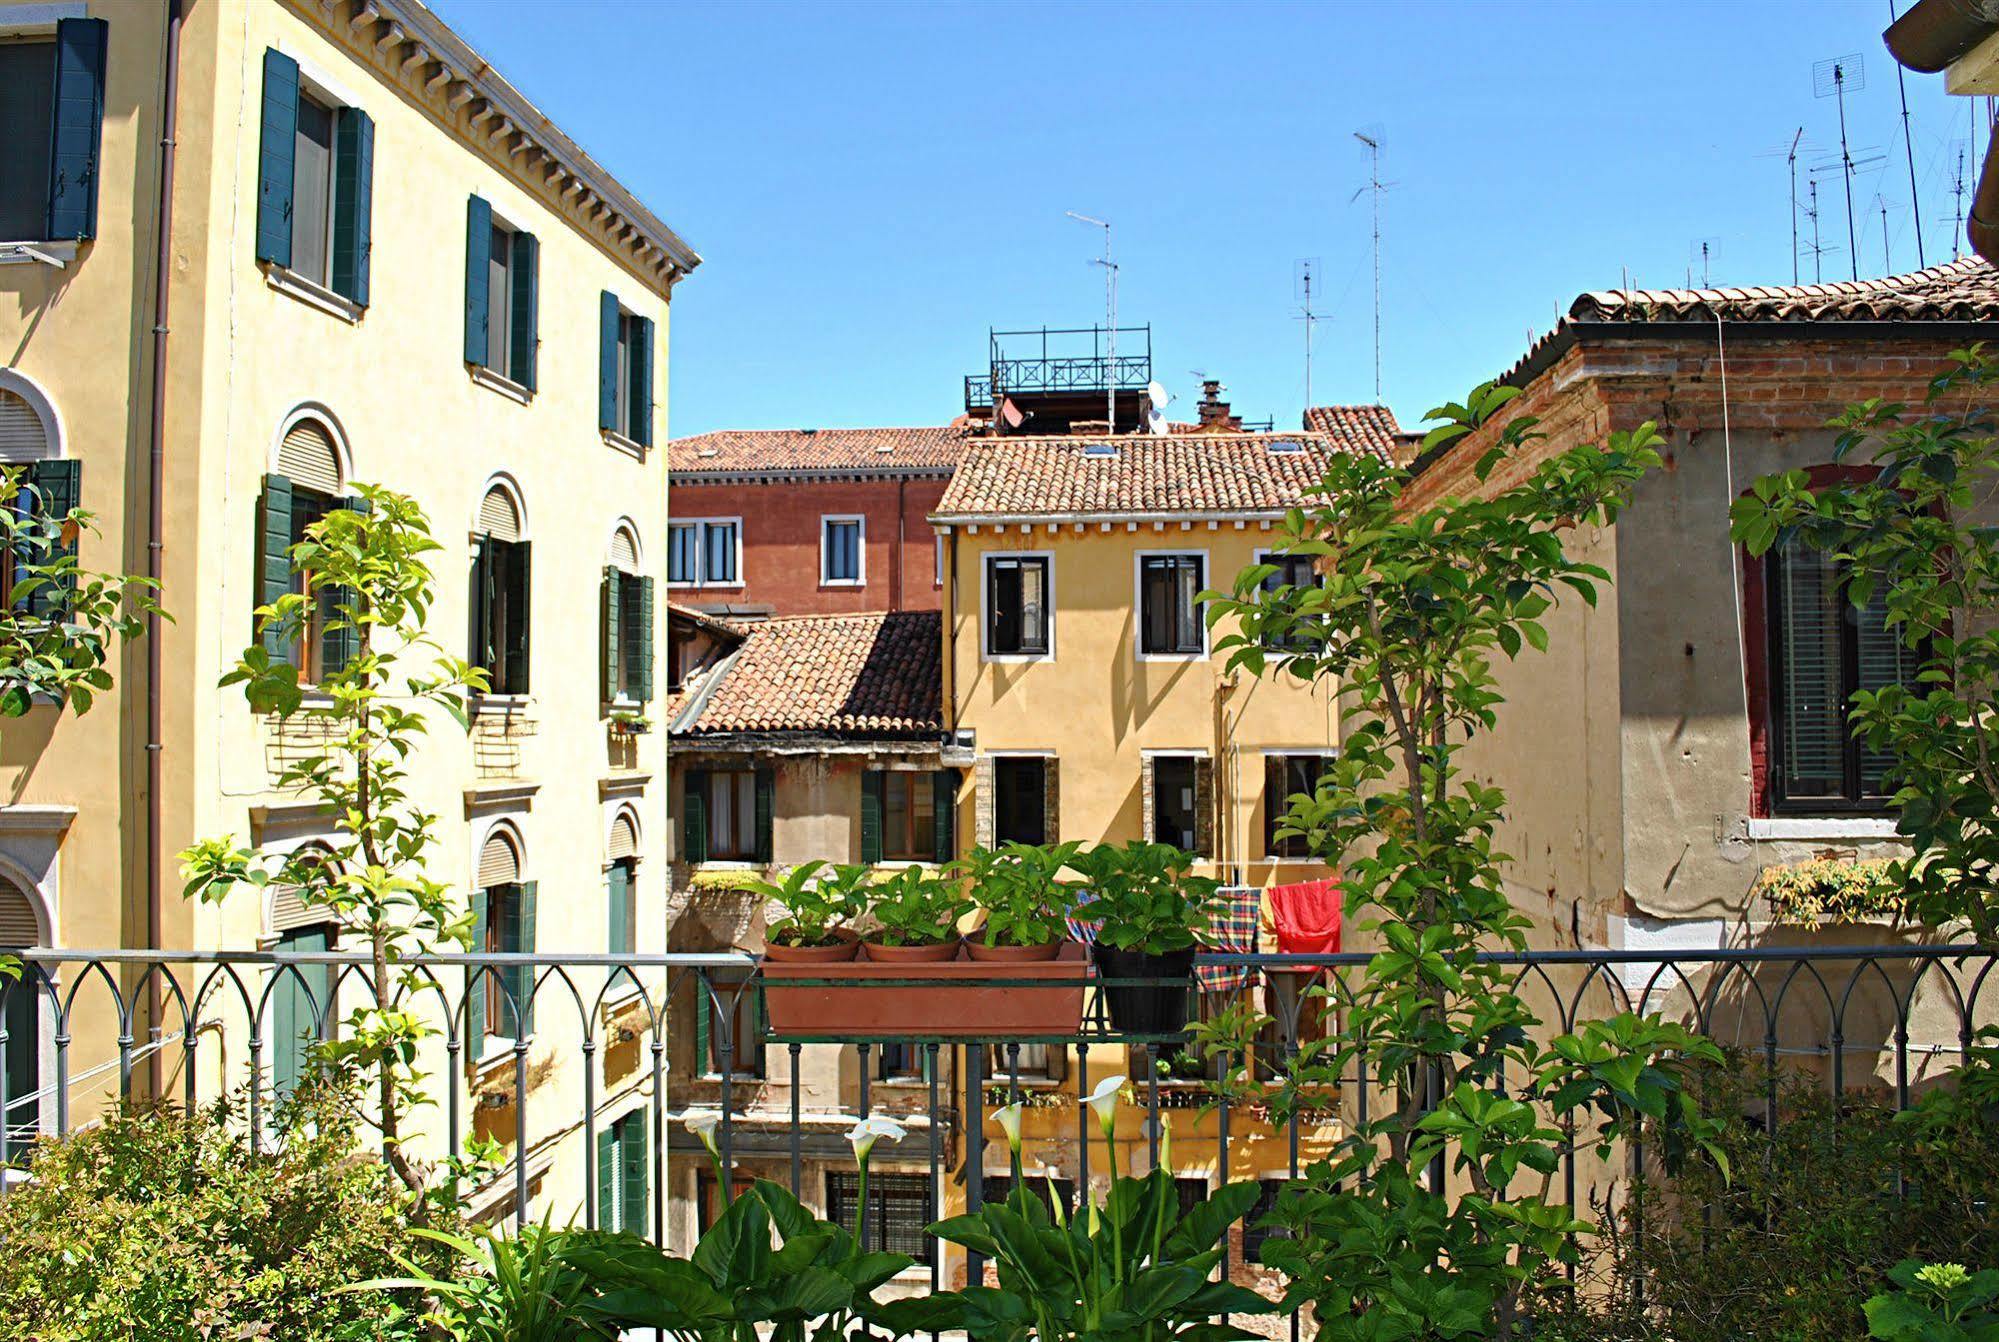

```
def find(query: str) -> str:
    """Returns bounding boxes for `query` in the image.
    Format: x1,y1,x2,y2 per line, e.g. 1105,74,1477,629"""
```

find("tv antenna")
1065,212,1118,433
1813,53,1867,280
1687,238,1720,288
1873,192,1896,273
1294,258,1324,409
1784,129,1805,282
1888,1,1927,267
1804,176,1834,282
1352,128,1390,401
1951,139,1970,260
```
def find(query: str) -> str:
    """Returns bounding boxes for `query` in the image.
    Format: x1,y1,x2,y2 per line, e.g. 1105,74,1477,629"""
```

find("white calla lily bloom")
681,1109,723,1156
993,1100,1026,1153
848,1115,907,1164
1085,1075,1126,1130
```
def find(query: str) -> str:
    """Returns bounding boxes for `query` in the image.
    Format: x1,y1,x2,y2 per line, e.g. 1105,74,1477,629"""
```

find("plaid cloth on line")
1196,886,1261,992
1066,888,1099,946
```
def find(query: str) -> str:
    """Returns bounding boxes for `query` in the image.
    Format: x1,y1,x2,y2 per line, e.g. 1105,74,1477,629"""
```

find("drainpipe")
144,0,184,1095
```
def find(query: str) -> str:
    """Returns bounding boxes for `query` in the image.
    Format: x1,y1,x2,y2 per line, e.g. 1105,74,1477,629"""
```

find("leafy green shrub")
0,1089,446,1341
1530,1045,1999,1342
1867,1261,1999,1341
1751,857,1908,926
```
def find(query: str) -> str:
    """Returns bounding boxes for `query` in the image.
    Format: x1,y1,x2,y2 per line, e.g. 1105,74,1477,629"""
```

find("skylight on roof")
1083,441,1117,458
1267,439,1303,454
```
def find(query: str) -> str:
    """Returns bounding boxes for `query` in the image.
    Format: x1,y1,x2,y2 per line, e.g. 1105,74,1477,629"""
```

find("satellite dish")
1147,406,1170,437
1146,381,1171,409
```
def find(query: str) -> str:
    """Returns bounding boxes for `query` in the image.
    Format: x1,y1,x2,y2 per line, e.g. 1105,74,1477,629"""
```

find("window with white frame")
1138,553,1206,657
667,519,740,588
821,516,863,585
985,554,1052,658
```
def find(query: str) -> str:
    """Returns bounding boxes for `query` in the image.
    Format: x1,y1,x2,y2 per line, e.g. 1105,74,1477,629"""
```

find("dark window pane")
994,757,1047,846
981,1173,1076,1218
615,315,634,437
292,94,335,283
668,525,698,584
824,520,860,583
487,226,512,374
988,558,1049,655
1241,1178,1290,1265
1153,757,1199,851
705,523,737,584
0,43,56,242
826,1171,933,1264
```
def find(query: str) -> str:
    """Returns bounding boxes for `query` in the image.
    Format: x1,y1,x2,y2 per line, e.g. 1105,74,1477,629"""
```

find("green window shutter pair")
46,18,108,242
19,460,81,620
601,568,623,702
467,886,489,1062
257,473,295,663
753,769,775,866
859,771,884,865
512,881,537,1038
694,977,713,1074
606,860,630,954
932,769,957,864
255,49,372,302
624,576,654,702
682,770,709,865
598,292,621,432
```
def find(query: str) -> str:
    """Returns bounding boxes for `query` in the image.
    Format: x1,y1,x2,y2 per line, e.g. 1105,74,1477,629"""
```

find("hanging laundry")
1267,876,1342,967
1195,885,1260,993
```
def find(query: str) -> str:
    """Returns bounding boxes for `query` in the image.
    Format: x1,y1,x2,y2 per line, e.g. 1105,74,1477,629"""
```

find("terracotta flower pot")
762,928,860,963
964,939,1067,963
861,938,961,963
762,942,1089,1036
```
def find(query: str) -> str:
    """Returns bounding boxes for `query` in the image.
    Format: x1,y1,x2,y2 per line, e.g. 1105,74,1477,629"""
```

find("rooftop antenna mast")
1813,53,1867,281
1353,128,1388,401
1787,127,1805,283
1952,140,1969,260
1294,258,1323,409
1888,1,1927,267
1806,176,1829,282
1876,192,1894,272
1066,211,1117,432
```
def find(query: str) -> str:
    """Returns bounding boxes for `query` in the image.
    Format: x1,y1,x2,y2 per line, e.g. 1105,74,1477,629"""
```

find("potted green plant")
750,861,868,963
1072,840,1220,1037
962,841,1082,962
861,864,968,962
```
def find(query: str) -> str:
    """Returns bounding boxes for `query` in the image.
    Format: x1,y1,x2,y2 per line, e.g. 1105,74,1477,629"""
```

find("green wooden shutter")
509,232,538,391
467,887,488,1062
859,771,884,865
516,880,537,1037
606,860,629,954
601,568,622,701
596,1125,618,1230
683,770,709,865
621,1109,648,1236
635,576,656,702
463,195,491,366
257,474,295,661
45,18,108,242
24,460,80,620
255,49,299,267
468,538,491,675
634,317,656,447
505,543,532,694
599,291,621,432
932,769,956,864
331,107,374,306
753,768,775,866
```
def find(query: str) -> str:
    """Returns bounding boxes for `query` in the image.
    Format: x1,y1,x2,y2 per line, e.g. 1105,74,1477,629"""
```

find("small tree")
180,485,486,1213
1729,346,1999,944
0,464,160,717
1195,386,1723,1339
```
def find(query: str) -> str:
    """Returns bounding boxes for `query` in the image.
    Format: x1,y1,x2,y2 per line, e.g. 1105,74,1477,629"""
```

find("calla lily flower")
848,1115,907,1164
681,1109,723,1157
1085,1075,1126,1132
993,1100,1026,1154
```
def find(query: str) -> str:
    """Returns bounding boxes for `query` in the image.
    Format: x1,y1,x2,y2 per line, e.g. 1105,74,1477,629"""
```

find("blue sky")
433,0,1983,439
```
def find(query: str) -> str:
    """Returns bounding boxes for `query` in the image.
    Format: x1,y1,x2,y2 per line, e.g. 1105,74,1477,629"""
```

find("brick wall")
670,473,950,615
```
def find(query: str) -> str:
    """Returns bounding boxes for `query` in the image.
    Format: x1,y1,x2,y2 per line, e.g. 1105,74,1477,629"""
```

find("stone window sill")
264,263,363,323
469,365,533,405
1746,816,1901,841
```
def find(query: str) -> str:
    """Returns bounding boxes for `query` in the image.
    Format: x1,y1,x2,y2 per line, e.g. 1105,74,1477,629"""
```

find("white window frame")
934,534,945,588
819,514,866,587
666,517,743,590
980,550,1056,664
1133,549,1210,662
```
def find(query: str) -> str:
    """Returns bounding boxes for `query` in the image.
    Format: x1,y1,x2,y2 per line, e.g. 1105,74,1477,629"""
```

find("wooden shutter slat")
609,814,639,862
44,18,107,242
683,770,709,865
634,576,655,702
859,771,883,865
505,543,532,694
477,832,520,887
255,49,299,267
463,195,491,366
257,474,294,661
596,1125,618,1229
753,769,775,866
478,487,520,543
278,419,341,495
609,528,638,572
0,391,49,464
0,877,41,946
602,569,622,701
931,769,955,865
467,886,488,1061
331,106,373,306
620,1109,648,1237
634,317,655,447
516,880,537,1037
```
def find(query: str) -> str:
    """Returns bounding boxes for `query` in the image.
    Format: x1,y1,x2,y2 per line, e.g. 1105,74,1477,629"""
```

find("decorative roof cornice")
671,465,958,486
296,0,700,294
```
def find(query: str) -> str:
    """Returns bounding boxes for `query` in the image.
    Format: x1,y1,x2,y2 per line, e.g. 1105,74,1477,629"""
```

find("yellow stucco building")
0,0,692,1222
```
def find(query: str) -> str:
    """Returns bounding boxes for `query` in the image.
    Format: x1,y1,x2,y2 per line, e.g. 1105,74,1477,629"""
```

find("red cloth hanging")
1269,877,1342,959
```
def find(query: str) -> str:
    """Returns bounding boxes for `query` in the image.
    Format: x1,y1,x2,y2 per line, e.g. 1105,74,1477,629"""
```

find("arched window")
471,824,536,1053
1,376,76,618
603,520,653,704
472,481,531,695
1,874,44,1143
258,411,357,683
607,807,640,955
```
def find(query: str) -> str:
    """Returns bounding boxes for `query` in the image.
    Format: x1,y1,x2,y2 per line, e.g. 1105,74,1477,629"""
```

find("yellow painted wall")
0,0,684,1221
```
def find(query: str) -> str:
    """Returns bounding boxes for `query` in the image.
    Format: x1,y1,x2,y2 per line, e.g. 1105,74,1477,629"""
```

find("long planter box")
761,943,1088,1038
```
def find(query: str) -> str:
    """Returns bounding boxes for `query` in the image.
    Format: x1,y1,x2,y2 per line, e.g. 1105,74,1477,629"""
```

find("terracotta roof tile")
933,430,1370,520
668,426,969,476
1301,405,1403,464
673,610,940,738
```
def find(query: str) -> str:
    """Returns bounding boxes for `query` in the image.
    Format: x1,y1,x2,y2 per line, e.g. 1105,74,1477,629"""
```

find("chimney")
1196,380,1242,432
